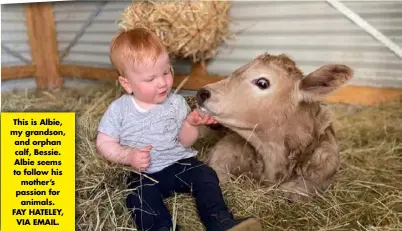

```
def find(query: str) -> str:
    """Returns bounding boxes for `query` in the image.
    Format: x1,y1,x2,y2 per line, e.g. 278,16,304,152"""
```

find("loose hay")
118,0,233,63
2,83,401,231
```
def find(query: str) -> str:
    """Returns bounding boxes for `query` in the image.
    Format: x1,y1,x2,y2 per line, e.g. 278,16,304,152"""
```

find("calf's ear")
299,64,353,102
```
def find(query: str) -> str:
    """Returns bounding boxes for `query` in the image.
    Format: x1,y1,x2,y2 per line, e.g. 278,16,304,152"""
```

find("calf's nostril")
196,88,211,105
200,89,211,100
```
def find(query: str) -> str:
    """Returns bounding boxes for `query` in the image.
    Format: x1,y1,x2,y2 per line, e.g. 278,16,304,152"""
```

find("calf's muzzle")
196,87,211,106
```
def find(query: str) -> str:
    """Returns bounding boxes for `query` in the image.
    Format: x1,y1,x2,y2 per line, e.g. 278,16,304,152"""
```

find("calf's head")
196,53,353,129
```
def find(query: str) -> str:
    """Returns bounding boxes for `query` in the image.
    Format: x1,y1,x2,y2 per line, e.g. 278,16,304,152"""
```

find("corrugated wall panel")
54,0,129,68
207,1,402,88
51,0,402,88
53,0,192,74
1,4,31,66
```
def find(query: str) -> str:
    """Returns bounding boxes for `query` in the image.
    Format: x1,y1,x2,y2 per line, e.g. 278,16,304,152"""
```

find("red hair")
109,28,167,76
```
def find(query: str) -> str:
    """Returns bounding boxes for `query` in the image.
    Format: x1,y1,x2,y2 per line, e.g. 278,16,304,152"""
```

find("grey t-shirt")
97,93,198,173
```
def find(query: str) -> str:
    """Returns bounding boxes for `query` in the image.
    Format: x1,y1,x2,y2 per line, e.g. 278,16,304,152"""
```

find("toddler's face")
122,52,173,106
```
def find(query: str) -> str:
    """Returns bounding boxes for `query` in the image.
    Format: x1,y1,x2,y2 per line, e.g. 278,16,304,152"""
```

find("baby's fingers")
138,151,150,159
200,115,210,124
139,162,149,171
207,117,216,124
141,156,151,164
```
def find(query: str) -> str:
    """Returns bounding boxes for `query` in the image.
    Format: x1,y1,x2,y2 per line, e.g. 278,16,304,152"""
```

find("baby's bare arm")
178,120,200,148
96,132,132,165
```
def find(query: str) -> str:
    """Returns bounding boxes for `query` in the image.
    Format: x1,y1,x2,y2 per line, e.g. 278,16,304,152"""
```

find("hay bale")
118,0,233,63
2,85,401,231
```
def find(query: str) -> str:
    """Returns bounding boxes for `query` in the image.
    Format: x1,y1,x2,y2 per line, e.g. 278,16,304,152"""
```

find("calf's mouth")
195,87,217,116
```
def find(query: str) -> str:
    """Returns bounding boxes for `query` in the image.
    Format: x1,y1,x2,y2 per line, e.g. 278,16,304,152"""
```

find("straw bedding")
2,83,401,231
118,0,232,63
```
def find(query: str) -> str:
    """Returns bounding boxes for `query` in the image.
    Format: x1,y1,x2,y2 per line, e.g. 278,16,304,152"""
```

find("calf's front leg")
279,126,340,202
206,132,262,184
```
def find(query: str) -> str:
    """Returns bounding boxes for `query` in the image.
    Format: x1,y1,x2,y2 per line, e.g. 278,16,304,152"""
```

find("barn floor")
2,82,401,231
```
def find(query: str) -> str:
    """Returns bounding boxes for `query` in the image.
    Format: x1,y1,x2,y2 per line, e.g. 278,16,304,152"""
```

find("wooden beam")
56,64,402,105
24,2,62,89
59,64,225,91
1,65,36,80
190,62,208,76
325,85,402,105
60,65,119,81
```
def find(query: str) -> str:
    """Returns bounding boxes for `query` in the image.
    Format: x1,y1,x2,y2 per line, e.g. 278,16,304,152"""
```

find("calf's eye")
254,78,270,90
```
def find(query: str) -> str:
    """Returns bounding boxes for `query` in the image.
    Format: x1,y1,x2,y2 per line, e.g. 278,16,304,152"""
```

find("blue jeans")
126,157,236,231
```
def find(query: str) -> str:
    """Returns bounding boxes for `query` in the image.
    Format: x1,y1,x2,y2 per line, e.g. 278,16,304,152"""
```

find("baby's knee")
125,186,153,209
125,191,141,209
198,165,220,184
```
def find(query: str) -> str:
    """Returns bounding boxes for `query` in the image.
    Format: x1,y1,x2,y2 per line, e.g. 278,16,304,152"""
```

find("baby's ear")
299,64,353,102
118,76,132,94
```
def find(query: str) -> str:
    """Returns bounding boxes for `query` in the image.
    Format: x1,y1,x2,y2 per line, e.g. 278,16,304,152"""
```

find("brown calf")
196,53,353,202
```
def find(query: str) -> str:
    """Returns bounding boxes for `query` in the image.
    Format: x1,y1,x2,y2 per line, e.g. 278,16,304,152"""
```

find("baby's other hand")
128,145,152,171
185,109,217,126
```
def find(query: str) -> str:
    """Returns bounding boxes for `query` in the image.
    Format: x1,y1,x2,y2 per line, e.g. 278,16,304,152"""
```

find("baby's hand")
128,145,152,171
185,109,217,126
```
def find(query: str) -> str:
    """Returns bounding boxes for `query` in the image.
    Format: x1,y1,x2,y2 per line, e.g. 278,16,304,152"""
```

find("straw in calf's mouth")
173,75,190,94
198,106,210,117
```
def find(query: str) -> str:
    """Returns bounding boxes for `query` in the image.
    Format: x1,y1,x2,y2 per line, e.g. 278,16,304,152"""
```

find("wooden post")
24,2,62,89
190,61,208,77
172,61,222,90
